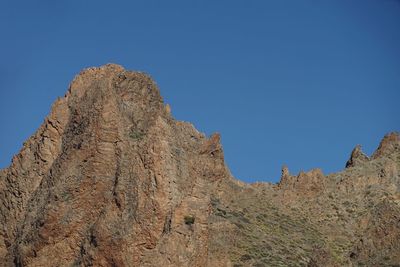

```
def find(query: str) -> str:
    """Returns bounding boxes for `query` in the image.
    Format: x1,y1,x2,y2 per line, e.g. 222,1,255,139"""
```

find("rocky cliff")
0,64,399,267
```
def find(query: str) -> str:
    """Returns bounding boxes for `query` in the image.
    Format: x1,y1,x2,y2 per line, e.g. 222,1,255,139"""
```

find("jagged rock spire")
372,132,400,159
346,145,369,168
278,165,290,189
281,165,290,178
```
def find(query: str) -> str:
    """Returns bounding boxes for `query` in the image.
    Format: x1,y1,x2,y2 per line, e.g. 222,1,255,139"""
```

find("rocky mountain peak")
345,144,369,168
281,165,290,179
372,132,400,159
0,65,399,267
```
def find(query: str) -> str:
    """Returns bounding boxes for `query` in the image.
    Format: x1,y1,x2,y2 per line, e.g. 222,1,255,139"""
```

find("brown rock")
308,246,339,267
350,200,400,266
0,64,399,267
345,145,369,168
372,132,400,159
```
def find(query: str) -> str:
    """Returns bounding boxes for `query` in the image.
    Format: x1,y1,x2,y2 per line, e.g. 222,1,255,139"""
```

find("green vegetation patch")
129,130,145,140
184,215,195,225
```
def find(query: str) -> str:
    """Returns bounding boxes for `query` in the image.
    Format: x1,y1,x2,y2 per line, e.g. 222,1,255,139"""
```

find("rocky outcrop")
0,64,230,266
346,145,369,168
278,167,326,201
0,64,399,267
350,200,400,266
308,246,339,267
372,132,400,159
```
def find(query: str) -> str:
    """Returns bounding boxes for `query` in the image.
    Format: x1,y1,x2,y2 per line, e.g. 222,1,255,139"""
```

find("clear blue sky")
0,1,399,183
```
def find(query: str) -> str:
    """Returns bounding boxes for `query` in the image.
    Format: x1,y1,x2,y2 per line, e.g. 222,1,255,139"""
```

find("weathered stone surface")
346,145,369,168
0,64,399,267
350,200,400,266
372,132,400,159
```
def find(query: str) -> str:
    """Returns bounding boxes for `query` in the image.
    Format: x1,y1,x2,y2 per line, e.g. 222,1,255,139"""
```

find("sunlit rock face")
1,64,399,267
346,145,369,168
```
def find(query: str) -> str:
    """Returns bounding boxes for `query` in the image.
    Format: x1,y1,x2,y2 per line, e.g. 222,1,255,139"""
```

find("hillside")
0,64,399,267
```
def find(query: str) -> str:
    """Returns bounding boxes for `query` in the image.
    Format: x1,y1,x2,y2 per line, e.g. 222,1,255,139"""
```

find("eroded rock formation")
0,64,399,267
346,145,369,168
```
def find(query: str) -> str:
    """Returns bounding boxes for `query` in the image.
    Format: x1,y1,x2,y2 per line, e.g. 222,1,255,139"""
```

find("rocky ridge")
0,64,399,267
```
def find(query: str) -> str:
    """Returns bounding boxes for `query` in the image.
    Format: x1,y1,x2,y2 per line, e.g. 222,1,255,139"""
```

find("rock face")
0,64,399,267
345,145,369,168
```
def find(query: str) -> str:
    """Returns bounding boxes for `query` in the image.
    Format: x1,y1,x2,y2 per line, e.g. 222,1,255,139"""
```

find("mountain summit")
1,64,399,267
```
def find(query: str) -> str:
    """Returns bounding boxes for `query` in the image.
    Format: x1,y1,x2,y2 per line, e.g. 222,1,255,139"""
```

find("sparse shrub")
61,191,72,201
240,254,252,261
346,208,354,214
215,208,227,217
184,215,195,225
210,196,220,207
383,255,390,261
129,130,145,140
